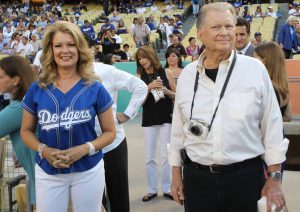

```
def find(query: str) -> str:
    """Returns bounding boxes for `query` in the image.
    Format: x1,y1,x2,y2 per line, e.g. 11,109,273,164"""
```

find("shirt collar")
196,49,235,75
239,42,251,55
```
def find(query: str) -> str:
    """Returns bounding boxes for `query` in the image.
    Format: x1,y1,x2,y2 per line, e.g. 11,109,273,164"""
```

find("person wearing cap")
235,17,255,56
173,14,184,35
100,18,116,33
75,14,84,27
169,3,287,212
252,32,266,47
265,6,278,19
278,15,300,59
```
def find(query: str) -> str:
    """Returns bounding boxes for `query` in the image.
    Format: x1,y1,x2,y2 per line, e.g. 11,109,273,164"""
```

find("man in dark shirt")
167,35,187,57
113,44,128,62
100,29,116,55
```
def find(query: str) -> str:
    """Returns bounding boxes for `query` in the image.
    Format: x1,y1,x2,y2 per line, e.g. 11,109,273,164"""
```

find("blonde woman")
21,21,116,212
254,42,293,121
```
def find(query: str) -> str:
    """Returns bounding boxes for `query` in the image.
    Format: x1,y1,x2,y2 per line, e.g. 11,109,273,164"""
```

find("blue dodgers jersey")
22,79,113,175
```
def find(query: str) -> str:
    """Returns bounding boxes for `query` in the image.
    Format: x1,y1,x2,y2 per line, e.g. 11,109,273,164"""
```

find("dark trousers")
283,48,292,59
183,157,265,212
103,138,130,212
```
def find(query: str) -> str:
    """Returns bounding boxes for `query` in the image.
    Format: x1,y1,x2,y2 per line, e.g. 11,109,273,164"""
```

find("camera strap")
190,52,237,133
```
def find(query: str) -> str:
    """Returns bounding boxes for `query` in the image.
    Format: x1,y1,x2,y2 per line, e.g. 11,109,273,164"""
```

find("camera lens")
190,126,202,136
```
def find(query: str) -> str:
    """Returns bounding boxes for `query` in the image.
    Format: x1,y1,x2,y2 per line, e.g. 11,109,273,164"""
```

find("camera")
188,119,209,140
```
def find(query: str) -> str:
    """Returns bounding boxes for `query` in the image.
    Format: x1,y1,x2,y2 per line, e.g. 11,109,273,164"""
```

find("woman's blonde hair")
254,41,289,99
135,46,162,75
39,21,97,87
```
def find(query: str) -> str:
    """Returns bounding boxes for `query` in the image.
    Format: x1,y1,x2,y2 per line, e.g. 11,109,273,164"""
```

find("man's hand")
261,178,286,212
171,167,185,205
116,112,129,124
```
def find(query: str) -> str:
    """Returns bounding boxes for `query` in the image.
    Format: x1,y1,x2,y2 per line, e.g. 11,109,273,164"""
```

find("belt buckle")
209,165,220,173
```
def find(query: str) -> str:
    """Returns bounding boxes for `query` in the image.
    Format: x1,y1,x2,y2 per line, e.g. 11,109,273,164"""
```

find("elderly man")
278,15,300,59
235,17,255,56
169,2,288,212
133,16,150,48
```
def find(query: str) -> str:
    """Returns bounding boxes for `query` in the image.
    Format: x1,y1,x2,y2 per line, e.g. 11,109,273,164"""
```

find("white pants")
35,160,105,212
143,123,171,194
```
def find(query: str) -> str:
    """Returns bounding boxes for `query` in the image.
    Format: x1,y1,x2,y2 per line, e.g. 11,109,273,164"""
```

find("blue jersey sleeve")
95,82,114,114
21,81,39,115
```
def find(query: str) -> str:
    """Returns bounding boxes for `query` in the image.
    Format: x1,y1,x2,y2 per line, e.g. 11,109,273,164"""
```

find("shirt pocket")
228,93,255,120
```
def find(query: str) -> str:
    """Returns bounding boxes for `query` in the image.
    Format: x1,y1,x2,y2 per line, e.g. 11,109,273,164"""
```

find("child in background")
123,43,134,61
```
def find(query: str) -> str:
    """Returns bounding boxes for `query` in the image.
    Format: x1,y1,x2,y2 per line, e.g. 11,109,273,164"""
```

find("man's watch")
267,171,282,181
86,142,98,156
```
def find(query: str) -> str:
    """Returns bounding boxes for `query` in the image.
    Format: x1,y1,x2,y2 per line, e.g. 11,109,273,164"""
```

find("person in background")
235,17,255,56
251,31,266,46
123,43,133,61
92,61,147,212
113,44,128,62
191,0,200,19
135,46,176,202
167,35,187,57
100,29,116,55
133,16,150,48
116,20,129,35
254,42,293,122
254,6,264,18
101,18,116,33
103,53,117,65
0,56,36,208
110,10,121,26
30,34,42,53
169,2,288,212
20,21,116,212
165,48,183,85
1,43,14,55
265,6,278,19
81,20,96,40
278,15,300,59
186,37,201,57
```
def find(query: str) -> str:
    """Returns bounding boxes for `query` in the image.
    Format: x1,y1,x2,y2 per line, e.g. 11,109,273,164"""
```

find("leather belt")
188,156,261,174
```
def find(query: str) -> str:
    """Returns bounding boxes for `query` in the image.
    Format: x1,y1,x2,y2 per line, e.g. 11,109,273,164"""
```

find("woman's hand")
51,144,89,167
162,86,175,100
148,79,163,90
43,146,70,169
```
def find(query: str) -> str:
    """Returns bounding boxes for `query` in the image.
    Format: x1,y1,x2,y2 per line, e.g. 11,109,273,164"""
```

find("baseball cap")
104,18,109,22
75,14,80,17
163,15,169,20
267,6,273,9
254,32,262,36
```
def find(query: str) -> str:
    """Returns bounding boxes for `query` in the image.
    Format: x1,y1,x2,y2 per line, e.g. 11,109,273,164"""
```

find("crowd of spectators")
0,0,190,63
1,0,300,64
